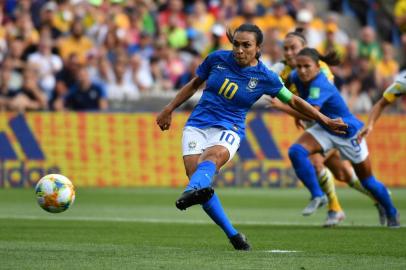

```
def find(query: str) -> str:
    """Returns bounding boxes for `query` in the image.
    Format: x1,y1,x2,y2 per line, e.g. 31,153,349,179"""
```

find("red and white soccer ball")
35,174,76,213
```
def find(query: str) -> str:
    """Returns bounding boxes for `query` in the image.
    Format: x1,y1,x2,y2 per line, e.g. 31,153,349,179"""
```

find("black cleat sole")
175,187,215,210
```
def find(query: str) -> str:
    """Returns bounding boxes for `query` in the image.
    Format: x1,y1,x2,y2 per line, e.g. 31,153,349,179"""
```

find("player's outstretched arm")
358,97,391,139
156,76,204,131
287,95,348,134
266,96,312,121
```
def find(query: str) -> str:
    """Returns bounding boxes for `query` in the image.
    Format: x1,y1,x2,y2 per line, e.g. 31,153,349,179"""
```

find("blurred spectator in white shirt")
27,37,63,99
296,9,323,48
105,55,141,101
129,53,153,93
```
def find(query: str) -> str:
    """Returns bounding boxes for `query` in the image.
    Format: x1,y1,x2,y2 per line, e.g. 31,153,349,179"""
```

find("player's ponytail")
226,24,264,59
297,48,340,66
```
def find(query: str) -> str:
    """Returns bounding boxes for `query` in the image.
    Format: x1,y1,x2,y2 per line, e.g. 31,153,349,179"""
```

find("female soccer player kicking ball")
287,48,400,228
156,24,348,251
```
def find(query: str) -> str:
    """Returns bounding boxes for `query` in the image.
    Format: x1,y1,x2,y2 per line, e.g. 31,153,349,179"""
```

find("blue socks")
185,160,237,238
361,175,397,217
185,160,216,191
288,144,324,198
202,193,238,238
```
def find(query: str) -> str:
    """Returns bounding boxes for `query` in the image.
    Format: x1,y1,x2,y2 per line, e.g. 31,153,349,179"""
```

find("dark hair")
226,24,263,59
297,48,340,66
285,28,307,46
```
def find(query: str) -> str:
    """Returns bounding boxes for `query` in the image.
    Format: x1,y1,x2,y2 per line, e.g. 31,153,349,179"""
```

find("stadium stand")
0,0,404,113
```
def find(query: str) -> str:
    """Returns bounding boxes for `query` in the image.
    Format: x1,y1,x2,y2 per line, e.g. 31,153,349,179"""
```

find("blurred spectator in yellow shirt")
375,42,399,90
190,0,215,35
6,12,39,47
324,13,349,46
394,0,406,33
58,19,94,64
318,23,346,62
264,2,295,40
229,1,266,32
52,1,74,35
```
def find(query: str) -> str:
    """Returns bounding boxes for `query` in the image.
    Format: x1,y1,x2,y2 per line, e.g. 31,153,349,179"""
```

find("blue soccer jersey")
186,50,285,138
290,71,363,137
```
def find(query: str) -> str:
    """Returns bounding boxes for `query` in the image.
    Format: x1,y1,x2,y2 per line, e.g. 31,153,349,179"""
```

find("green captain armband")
276,86,293,103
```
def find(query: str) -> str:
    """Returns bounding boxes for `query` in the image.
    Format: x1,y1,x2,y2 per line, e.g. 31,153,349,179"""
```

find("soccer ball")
35,174,76,213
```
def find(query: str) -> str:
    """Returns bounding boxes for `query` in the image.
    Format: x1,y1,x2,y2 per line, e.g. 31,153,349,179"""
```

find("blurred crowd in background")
0,0,405,113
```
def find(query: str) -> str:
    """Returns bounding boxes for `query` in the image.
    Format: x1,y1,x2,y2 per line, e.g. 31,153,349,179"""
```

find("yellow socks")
318,168,343,212
347,170,377,203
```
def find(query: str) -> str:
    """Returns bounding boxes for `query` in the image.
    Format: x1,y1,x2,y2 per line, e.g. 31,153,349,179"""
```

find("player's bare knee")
312,163,325,175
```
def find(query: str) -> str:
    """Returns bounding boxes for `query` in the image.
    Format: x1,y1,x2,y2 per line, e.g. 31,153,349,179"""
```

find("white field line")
264,250,301,253
0,214,386,227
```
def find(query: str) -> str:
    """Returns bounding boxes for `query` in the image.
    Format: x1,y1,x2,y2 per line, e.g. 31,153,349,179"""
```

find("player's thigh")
182,126,207,177
183,155,200,179
352,156,373,181
304,124,333,153
200,145,230,170
304,124,334,154
324,150,353,182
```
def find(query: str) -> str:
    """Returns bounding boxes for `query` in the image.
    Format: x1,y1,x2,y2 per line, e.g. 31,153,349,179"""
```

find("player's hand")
357,125,372,142
156,107,172,131
325,117,348,135
294,117,305,130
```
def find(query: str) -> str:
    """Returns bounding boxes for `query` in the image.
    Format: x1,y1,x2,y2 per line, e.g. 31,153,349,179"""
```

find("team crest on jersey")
247,78,258,91
309,87,320,99
188,141,197,149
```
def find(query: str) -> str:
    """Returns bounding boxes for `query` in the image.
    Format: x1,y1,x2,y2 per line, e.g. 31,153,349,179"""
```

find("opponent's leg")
311,153,345,226
325,152,387,226
288,133,327,216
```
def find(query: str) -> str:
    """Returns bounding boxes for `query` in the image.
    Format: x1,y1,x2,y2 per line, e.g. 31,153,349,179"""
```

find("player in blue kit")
287,48,400,228
156,24,348,251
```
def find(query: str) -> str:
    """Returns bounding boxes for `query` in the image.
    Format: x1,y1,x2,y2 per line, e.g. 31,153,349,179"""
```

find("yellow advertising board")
0,112,405,188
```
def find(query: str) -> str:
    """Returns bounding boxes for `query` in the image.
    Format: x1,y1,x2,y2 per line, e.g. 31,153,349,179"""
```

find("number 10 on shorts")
220,131,236,145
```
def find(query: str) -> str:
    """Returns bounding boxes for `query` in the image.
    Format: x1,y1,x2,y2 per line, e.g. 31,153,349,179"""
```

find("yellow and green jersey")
382,71,406,103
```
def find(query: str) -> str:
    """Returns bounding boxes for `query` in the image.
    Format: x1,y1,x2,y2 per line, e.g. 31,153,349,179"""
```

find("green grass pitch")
0,187,405,269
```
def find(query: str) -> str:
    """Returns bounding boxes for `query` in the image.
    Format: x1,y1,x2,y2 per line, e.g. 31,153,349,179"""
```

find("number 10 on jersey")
219,78,238,99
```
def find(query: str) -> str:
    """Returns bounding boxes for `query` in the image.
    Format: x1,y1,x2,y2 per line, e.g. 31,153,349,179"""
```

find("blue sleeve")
289,71,298,85
196,53,215,81
264,71,285,98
